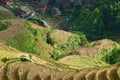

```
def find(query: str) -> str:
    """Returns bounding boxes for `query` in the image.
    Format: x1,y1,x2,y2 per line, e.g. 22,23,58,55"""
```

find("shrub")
105,48,120,64
6,32,40,54
0,21,10,31
54,33,87,55
46,32,57,46
97,48,120,64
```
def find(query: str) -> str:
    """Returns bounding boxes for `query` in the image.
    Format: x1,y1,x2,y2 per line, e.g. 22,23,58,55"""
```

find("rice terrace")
0,0,120,80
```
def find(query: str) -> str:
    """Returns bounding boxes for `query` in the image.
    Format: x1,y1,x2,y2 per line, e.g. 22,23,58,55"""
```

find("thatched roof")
38,0,49,8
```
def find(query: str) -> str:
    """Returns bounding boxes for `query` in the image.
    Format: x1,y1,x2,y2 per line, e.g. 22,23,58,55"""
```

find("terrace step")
39,70,55,80
106,66,119,80
15,62,38,80
73,70,90,80
85,70,97,80
62,71,77,80
117,67,120,79
0,66,7,80
95,68,108,80
6,62,20,80
27,68,43,80
51,71,69,80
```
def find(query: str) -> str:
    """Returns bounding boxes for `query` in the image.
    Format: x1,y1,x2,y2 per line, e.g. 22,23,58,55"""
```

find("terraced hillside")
0,60,120,80
0,43,120,80
0,18,89,57
0,13,120,80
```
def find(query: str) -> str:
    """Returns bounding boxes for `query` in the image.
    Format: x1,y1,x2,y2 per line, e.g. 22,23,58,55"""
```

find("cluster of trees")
66,0,120,40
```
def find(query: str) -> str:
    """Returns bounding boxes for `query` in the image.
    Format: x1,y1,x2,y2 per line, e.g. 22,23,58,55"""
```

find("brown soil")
14,62,37,80
27,68,43,80
0,61,120,80
96,69,108,80
117,67,120,79
51,71,69,80
26,65,51,80
0,66,7,80
37,39,54,55
90,39,116,50
86,70,97,80
51,30,72,46
74,70,90,80
0,19,27,42
39,70,55,80
63,71,77,80
71,47,98,58
7,63,20,80
30,22,46,30
107,66,119,80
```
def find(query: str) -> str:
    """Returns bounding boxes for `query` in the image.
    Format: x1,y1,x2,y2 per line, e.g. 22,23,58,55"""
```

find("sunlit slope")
0,42,120,80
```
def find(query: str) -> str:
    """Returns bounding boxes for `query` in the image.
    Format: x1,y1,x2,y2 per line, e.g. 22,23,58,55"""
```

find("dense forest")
65,0,120,40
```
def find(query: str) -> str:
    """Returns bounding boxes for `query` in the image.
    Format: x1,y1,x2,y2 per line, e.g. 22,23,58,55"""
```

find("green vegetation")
97,48,120,64
59,55,110,69
67,0,120,40
0,0,120,79
5,21,53,56
106,48,120,64
6,32,39,54
23,21,51,41
95,39,120,64
46,32,57,46
0,7,15,20
58,33,87,51
0,21,10,31
51,33,87,60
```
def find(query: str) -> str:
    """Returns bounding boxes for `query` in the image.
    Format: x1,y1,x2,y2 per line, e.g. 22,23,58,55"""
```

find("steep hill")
0,19,87,57
0,44,120,80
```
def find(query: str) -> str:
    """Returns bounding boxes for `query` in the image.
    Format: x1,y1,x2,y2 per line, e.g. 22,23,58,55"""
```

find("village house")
0,0,13,5
36,0,49,14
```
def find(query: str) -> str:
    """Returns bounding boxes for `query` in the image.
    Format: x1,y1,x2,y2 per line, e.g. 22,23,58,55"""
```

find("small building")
50,7,61,17
36,0,49,14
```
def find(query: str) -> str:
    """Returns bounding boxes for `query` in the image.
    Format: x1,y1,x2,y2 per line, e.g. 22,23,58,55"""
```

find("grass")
0,7,15,20
59,55,110,70
6,32,40,54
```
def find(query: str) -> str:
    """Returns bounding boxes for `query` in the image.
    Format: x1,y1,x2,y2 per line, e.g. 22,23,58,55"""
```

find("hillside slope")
0,7,15,20
0,19,87,57
0,44,120,80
